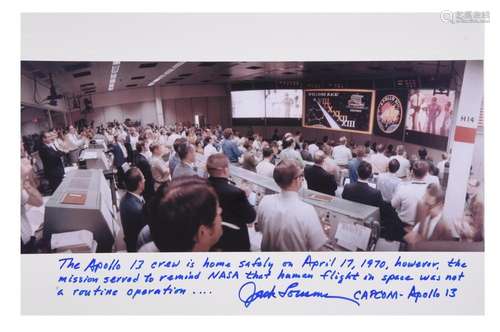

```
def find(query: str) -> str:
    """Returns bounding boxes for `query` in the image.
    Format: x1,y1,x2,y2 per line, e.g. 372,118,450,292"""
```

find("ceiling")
21,60,462,97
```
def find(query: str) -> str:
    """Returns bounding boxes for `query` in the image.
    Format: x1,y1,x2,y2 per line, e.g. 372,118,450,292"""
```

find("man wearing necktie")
38,131,65,193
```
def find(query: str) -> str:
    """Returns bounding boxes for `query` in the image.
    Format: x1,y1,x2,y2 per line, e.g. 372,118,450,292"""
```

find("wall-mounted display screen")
303,89,375,134
264,89,303,118
404,89,455,151
230,90,265,118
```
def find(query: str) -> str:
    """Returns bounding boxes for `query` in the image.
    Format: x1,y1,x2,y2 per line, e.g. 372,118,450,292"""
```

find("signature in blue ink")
237,281,360,308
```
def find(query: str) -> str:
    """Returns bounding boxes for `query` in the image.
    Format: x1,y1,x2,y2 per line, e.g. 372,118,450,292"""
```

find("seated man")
119,167,146,252
207,153,256,251
342,161,383,208
304,150,337,196
257,159,329,251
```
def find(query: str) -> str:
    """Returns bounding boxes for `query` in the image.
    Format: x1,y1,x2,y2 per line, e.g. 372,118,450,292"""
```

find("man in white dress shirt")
203,136,218,158
65,125,85,164
256,147,275,178
369,144,390,174
376,159,402,202
307,141,320,157
257,159,329,251
332,137,352,166
390,145,411,178
391,161,431,229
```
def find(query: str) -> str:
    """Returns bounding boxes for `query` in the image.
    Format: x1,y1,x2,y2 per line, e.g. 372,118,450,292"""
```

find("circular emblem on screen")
376,94,403,134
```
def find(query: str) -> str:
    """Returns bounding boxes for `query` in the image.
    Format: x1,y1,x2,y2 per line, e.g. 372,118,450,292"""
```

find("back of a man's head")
223,128,233,139
413,160,429,179
418,147,428,159
376,144,385,153
388,159,400,174
339,136,347,145
124,167,144,193
357,161,372,180
273,159,301,190
177,141,193,161
173,137,187,153
262,147,273,159
396,145,405,156
313,150,327,165
206,153,229,177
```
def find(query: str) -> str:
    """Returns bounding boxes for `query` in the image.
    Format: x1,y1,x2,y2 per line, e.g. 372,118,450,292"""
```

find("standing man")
332,137,352,166
207,153,256,251
257,160,329,251
65,125,85,164
38,131,65,193
119,167,146,252
426,96,442,135
304,150,337,196
134,141,155,202
221,128,242,163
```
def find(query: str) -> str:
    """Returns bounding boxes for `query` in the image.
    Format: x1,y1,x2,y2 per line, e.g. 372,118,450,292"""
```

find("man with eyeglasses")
256,159,329,251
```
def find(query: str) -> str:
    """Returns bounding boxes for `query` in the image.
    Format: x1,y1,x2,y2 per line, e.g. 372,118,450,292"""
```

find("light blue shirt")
376,172,402,202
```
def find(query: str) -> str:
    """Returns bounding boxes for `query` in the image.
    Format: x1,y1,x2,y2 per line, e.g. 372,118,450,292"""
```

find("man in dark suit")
38,131,65,193
108,135,128,188
206,153,256,251
342,160,384,208
134,141,154,202
304,150,337,196
119,167,146,252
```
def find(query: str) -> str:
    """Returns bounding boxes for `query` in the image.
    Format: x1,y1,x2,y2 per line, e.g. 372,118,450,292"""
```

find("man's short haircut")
388,159,400,173
124,167,144,192
150,143,160,154
173,137,187,153
273,159,301,189
418,147,428,159
339,136,347,145
282,136,295,149
177,141,193,160
357,161,372,180
396,145,405,155
262,147,273,159
313,150,327,165
223,128,233,139
150,177,218,252
136,140,146,153
426,183,445,204
413,160,429,179
356,146,366,159
376,144,385,153
206,153,229,176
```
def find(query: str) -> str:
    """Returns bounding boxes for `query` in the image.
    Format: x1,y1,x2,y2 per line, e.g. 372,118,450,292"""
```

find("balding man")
207,153,256,251
332,136,352,166
257,160,329,251
304,150,337,196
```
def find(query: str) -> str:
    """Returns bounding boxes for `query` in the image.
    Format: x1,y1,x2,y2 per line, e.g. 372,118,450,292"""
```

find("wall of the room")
68,84,230,128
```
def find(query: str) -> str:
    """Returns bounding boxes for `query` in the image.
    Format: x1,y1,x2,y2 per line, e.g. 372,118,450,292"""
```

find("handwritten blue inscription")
54,255,469,309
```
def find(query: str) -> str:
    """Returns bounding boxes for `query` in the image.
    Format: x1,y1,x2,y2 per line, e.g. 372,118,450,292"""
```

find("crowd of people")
20,120,484,253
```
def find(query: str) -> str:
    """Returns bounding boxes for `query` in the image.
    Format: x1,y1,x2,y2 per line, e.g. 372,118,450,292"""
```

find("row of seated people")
120,152,483,253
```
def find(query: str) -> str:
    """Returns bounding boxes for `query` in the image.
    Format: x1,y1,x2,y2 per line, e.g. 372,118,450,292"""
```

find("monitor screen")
405,89,455,136
230,90,265,118
264,89,303,118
